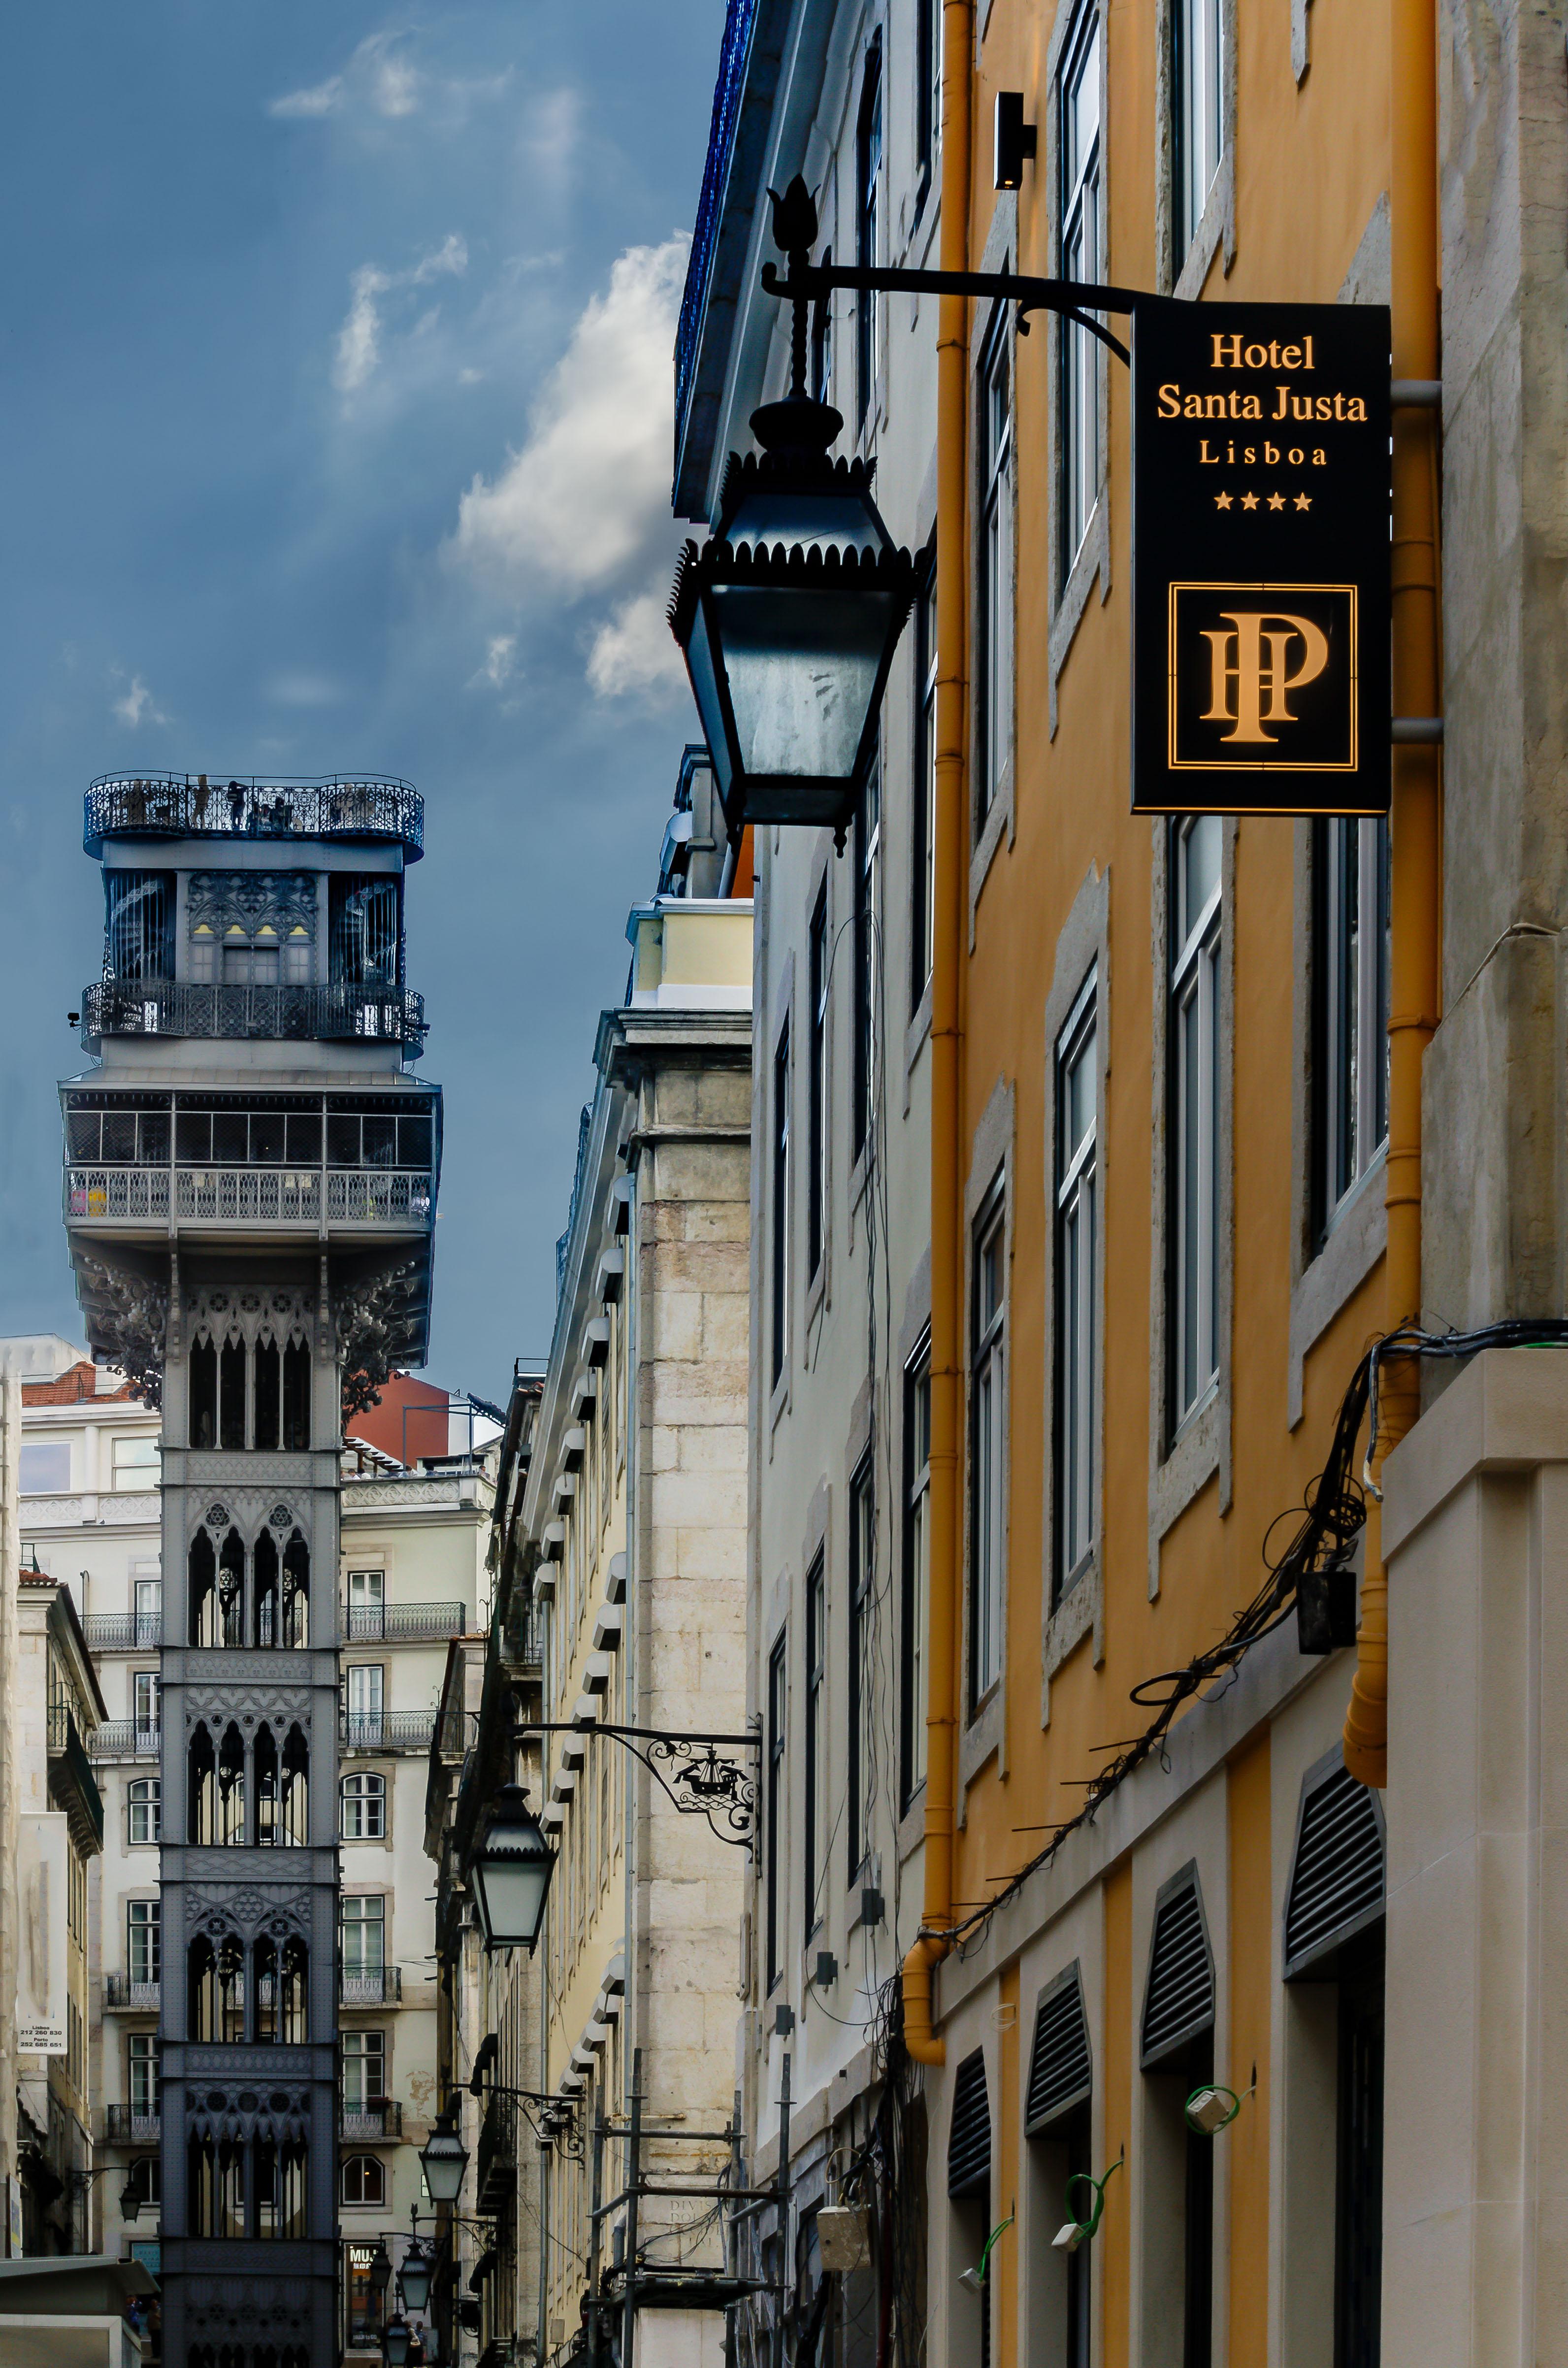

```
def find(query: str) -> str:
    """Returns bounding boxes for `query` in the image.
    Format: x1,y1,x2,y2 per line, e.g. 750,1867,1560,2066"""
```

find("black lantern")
119,2180,139,2223
468,1784,555,1952
419,2107,470,2205
369,2241,393,2300
383,2313,412,2366
669,179,917,851
398,2237,434,2315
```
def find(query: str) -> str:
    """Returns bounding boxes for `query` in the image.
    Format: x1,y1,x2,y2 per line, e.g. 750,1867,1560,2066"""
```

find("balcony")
84,1614,163,1653
342,1602,466,1644
475,2095,516,2212
103,2105,160,2146
341,1967,402,2008
47,1704,105,1847
80,979,427,1055
65,1164,435,1233
104,1975,161,2013
340,2101,402,2141
85,771,424,858
340,1712,438,1753
88,1721,160,1761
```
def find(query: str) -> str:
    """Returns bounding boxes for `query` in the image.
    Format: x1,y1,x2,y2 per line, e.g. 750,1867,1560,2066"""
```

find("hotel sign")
1131,296,1391,815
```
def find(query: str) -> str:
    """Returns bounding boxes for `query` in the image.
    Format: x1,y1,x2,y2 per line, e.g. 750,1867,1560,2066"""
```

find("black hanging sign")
1131,296,1391,816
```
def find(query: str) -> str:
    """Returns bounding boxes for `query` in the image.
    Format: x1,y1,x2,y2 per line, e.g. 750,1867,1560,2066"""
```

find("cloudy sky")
0,4,725,1400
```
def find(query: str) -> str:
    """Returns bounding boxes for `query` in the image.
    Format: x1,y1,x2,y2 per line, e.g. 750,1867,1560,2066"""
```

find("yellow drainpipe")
902,0,975,2067
1343,0,1441,1788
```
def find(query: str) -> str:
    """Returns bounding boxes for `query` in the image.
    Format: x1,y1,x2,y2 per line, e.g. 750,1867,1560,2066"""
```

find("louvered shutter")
1026,1967,1092,2135
1141,1869,1215,2068
1284,1756,1385,1978
947,2049,991,2199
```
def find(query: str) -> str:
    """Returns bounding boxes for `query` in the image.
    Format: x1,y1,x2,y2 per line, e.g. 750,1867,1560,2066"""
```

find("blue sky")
0,4,725,1401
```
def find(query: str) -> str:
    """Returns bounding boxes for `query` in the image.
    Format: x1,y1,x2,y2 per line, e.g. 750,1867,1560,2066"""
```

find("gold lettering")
1199,439,1219,463
1202,611,1332,743
1273,386,1290,420
1241,395,1262,419
1347,396,1368,421
1205,395,1228,418
1281,344,1302,370
1312,448,1327,464
1304,335,1314,369
1184,394,1205,418
1244,343,1269,369
1243,446,1255,464
1288,446,1304,464
1211,334,1244,368
1315,395,1333,420
1158,384,1182,417
1264,442,1279,464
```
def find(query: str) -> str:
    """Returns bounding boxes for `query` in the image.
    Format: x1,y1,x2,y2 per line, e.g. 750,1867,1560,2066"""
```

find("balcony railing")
84,1614,164,1652
340,1712,438,1753
46,1705,105,1845
85,772,424,857
81,979,428,1054
104,1975,161,2012
341,1967,403,2007
65,1164,435,1230
104,2105,161,2145
88,1721,161,1761
340,2101,403,2140
342,1602,466,1643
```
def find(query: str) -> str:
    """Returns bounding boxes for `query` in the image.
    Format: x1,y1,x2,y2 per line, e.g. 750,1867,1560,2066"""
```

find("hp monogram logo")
1167,584,1358,777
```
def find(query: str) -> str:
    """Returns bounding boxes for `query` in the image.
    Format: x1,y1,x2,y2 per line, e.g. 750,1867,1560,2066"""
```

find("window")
342,1772,387,1841
971,1185,1006,1707
855,35,883,426
104,871,175,981
342,2029,386,2114
1313,817,1390,1239
341,1895,386,1976
808,890,829,1282
978,313,1014,825
813,247,834,406
127,1900,160,1986
1058,0,1103,578
1170,815,1223,1431
221,930,281,988
913,567,938,1011
848,1459,876,1876
132,1572,162,1649
854,756,882,1157
771,1028,791,1388
344,1663,385,1745
1173,0,1224,262
133,1671,161,1737
342,2154,386,2207
1055,975,1099,1598
128,1777,161,1845
766,1637,786,1990
804,1554,827,1933
112,1435,160,1490
347,1568,386,1641
916,0,942,195
19,1441,70,1494
902,1344,932,1806
129,2032,159,2119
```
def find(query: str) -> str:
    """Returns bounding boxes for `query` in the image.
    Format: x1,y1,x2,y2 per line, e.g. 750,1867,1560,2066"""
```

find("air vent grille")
1284,1763,1384,1977
1141,1877,1214,2067
1026,1970,1092,2134
947,2049,991,2199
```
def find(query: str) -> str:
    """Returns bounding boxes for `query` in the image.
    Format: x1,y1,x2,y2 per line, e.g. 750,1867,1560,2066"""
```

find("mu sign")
1131,296,1391,816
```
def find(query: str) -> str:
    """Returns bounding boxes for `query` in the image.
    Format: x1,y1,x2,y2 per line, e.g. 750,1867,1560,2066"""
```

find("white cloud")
469,634,517,691
269,73,343,120
586,590,684,703
110,671,167,728
271,32,421,122
448,235,689,596
332,233,468,396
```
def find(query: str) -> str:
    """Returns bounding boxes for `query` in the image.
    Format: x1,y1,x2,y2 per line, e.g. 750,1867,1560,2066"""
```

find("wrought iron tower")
60,773,441,2367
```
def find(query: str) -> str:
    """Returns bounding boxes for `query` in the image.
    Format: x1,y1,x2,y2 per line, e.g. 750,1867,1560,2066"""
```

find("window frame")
771,1023,792,1390
977,306,1014,829
112,1434,160,1490
340,1892,386,1976
970,1181,1007,1711
341,2152,387,2208
1169,816,1224,1436
127,1899,161,1986
765,1635,787,1992
1172,0,1225,263
128,1776,161,1846
808,888,829,1282
855,33,883,428
853,755,882,1159
128,2031,159,2119
341,2027,387,2113
847,1456,876,1879
341,1770,387,1842
1053,972,1099,1601
804,1553,827,1936
1057,0,1104,585
901,1338,932,1809
1311,815,1390,1244
912,562,938,1015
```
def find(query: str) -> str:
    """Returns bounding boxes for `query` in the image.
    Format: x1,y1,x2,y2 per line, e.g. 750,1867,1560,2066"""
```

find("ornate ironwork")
84,771,424,856
638,1736,757,1844
80,978,428,1053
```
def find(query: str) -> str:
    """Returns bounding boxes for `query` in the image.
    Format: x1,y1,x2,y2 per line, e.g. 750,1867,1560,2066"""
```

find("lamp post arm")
761,259,1136,365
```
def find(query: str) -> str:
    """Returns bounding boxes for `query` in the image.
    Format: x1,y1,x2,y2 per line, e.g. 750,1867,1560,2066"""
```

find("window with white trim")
128,1777,161,1845
1058,1,1103,579
341,1894,385,1976
1055,973,1099,1596
128,1900,160,1985
341,2153,386,2206
902,1343,931,1806
1173,0,1224,262
971,1183,1006,1706
1170,815,1223,1430
1313,816,1389,1240
341,1772,386,1841
771,1026,791,1387
913,568,938,1010
848,1456,876,1877
805,1553,827,1932
977,313,1014,827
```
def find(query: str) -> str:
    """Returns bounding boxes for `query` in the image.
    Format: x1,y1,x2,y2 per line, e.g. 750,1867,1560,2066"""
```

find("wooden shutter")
1026,1966,1092,2135
947,2049,991,2199
1141,1867,1215,2068
1284,1754,1385,1978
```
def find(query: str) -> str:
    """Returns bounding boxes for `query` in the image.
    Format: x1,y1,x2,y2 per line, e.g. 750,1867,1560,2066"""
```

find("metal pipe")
621,2052,643,2368
1343,0,1441,1789
771,2053,791,2368
587,2102,605,2368
901,0,975,2069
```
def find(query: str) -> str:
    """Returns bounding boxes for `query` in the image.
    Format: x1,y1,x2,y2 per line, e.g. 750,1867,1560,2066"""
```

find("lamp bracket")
513,1721,760,1847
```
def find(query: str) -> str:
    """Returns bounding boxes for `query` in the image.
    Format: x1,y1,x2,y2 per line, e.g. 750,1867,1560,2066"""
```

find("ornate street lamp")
669,179,918,852
369,2240,393,2301
468,1784,555,1952
419,2107,470,2204
383,2312,412,2366
398,2237,434,2315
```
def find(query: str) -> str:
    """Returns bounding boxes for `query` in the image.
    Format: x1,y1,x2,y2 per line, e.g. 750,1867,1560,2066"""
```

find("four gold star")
1215,487,1314,513
1241,491,1259,510
1295,492,1311,510
1214,491,1232,509
1267,491,1286,510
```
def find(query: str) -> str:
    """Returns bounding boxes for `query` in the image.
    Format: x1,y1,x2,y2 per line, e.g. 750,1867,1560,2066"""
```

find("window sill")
1149,1386,1224,1595
1043,1553,1101,1723
1288,1150,1386,1427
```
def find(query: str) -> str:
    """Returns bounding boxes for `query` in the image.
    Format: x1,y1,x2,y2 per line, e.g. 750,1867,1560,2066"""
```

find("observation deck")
85,771,424,858
80,979,427,1055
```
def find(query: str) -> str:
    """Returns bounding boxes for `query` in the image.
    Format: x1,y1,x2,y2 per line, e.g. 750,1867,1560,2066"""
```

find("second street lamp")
419,2108,470,2205
468,1784,555,1951
669,178,917,852
398,2238,434,2315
